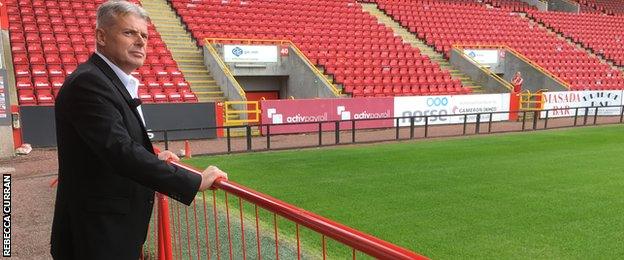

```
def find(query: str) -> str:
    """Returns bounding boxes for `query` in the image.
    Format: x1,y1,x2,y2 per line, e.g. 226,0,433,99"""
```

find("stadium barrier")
141,162,427,260
519,89,546,111
149,104,624,156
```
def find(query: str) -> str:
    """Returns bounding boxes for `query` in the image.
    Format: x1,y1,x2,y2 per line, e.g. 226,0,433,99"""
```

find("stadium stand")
375,0,624,91
529,10,624,66
6,0,624,102
6,0,197,106
574,0,624,15
169,0,472,97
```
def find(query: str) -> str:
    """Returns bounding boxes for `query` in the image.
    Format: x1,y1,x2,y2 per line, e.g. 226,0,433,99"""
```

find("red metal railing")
143,161,428,260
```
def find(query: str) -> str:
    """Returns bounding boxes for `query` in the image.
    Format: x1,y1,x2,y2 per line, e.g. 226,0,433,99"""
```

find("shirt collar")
96,51,139,97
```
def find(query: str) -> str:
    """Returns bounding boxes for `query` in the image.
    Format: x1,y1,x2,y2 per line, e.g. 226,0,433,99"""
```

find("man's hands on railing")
199,166,228,191
158,150,229,191
158,150,180,161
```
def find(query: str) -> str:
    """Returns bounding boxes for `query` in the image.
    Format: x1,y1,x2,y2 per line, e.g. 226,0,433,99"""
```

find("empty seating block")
574,0,624,15
170,0,470,97
529,10,624,67
376,0,624,91
6,0,196,105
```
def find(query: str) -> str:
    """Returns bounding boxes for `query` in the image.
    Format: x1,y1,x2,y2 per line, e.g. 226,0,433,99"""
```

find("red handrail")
171,162,428,260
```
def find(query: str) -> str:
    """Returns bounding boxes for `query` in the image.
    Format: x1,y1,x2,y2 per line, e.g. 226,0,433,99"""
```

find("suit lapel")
89,54,152,148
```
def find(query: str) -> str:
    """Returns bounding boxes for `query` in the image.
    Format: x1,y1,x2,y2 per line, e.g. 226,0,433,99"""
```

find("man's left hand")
158,150,180,162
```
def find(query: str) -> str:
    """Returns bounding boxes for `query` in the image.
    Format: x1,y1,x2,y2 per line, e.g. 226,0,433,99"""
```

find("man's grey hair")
96,0,150,29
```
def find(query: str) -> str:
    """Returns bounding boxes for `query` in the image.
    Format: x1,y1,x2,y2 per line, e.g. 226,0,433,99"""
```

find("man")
50,1,228,259
512,71,523,93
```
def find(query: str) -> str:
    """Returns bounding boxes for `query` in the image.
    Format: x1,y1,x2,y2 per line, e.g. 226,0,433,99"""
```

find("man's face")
96,14,148,74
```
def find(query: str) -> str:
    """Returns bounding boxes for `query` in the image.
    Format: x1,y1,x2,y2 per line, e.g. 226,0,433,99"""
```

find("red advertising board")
260,97,394,135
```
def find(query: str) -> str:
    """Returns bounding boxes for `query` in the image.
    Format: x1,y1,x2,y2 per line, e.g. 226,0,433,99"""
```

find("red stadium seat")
16,78,34,89
151,90,169,103
31,64,48,77
180,88,198,102
138,88,154,103
14,65,31,78
13,54,28,65
36,88,55,105
18,89,37,106
165,89,183,103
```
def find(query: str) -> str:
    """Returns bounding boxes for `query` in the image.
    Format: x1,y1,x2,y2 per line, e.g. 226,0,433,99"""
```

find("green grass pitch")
185,124,624,259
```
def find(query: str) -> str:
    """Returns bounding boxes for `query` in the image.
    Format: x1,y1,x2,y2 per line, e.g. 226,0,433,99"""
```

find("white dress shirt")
96,52,146,126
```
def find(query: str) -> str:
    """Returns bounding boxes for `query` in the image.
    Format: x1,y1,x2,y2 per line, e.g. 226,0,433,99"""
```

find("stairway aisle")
361,3,484,93
141,0,226,102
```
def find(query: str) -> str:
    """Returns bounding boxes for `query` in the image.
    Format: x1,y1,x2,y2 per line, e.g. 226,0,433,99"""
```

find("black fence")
149,105,624,156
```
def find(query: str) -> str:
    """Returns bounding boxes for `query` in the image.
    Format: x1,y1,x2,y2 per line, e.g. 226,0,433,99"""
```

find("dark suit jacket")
51,54,202,259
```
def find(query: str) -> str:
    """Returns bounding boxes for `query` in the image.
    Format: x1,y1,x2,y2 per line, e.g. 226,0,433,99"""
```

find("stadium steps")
315,67,341,93
521,14,622,73
140,0,226,102
360,3,484,94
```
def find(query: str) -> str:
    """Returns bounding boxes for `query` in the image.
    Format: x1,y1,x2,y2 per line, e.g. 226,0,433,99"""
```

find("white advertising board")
223,45,278,63
541,90,623,118
463,49,499,64
394,94,510,126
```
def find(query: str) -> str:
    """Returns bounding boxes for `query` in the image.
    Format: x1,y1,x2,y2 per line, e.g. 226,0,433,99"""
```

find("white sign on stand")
224,45,278,63
464,49,499,65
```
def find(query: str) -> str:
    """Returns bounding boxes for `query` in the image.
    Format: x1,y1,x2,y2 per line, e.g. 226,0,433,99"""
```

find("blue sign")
232,47,243,57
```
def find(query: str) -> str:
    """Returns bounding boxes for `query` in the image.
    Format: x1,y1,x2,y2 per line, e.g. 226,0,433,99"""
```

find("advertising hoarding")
541,91,623,118
394,94,510,126
261,98,394,134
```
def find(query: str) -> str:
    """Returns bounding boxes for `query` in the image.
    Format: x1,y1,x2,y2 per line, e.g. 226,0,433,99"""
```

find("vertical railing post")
522,111,526,131
395,118,400,140
488,113,493,133
463,114,467,135
620,106,624,123
475,113,481,134
246,125,252,151
226,127,232,153
532,111,538,130
424,116,429,138
318,122,322,147
409,117,415,139
266,125,271,150
593,107,598,125
157,193,173,260
163,130,169,151
335,121,340,144
351,120,356,143
574,107,579,126
544,110,549,129
583,107,589,125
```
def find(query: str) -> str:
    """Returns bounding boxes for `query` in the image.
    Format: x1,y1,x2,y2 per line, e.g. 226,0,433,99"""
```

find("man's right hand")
199,166,228,191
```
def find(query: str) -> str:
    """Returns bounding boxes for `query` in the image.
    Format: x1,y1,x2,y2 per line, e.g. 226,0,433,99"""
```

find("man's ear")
96,28,106,47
